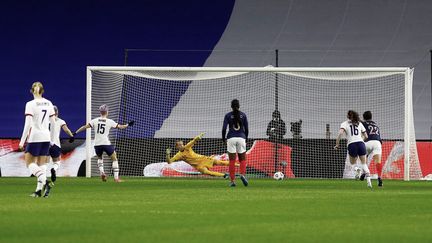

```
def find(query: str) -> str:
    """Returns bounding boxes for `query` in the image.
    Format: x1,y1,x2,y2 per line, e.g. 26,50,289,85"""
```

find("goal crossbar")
87,66,410,73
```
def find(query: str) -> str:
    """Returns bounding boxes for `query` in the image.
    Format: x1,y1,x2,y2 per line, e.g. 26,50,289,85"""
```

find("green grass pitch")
0,177,431,243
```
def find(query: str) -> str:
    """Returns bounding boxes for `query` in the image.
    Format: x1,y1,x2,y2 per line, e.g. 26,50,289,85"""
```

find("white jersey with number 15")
89,117,118,146
340,120,366,145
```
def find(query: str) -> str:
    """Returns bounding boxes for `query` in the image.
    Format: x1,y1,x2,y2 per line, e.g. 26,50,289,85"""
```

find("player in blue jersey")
360,111,383,187
222,99,249,187
335,110,372,188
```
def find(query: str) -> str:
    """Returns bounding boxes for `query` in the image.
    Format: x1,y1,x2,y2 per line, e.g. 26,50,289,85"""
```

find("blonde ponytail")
30,82,44,95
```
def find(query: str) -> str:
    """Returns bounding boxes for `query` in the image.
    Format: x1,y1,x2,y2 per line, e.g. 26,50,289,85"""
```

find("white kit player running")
48,105,75,183
19,82,56,198
74,104,134,182
334,110,372,188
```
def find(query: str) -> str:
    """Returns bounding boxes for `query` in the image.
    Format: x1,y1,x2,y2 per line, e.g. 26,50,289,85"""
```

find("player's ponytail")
231,99,242,128
30,82,44,95
347,110,360,125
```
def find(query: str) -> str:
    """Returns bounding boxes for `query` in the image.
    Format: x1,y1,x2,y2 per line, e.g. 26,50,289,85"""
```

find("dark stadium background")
0,0,235,138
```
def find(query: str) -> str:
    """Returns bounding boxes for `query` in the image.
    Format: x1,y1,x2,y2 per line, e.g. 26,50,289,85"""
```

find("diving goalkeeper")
166,133,232,178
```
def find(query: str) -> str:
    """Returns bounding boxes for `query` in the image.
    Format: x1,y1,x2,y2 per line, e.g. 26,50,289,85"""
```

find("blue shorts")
94,145,115,157
347,141,367,157
25,142,50,156
49,144,62,158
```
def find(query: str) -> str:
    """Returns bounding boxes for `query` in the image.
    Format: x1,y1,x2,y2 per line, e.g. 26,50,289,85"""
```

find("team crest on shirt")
230,114,242,131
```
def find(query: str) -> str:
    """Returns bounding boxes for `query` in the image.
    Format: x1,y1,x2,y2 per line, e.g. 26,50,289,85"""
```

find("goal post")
404,68,415,181
86,66,420,180
86,67,92,178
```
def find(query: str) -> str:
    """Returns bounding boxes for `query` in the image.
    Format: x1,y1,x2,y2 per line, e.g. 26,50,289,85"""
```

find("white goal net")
86,67,421,180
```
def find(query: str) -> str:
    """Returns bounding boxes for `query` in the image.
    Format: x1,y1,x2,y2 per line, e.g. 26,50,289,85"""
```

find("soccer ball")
273,171,284,180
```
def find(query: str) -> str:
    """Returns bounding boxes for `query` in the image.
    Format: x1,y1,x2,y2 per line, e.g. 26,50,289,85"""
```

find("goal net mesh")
89,68,421,180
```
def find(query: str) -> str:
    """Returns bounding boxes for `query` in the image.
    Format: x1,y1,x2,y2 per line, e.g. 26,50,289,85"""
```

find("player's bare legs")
110,152,122,182
348,156,357,165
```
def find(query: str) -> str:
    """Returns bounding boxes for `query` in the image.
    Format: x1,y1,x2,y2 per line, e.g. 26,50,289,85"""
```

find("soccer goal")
86,66,420,180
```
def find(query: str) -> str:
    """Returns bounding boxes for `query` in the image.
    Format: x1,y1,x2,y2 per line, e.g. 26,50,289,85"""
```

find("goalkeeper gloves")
69,136,75,143
128,121,135,127
197,132,205,140
166,148,171,155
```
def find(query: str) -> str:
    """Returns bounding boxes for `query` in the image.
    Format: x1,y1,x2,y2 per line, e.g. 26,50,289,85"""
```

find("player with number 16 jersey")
339,120,366,147
335,110,372,188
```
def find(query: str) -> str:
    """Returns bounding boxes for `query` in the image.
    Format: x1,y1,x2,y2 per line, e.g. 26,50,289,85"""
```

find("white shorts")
227,137,246,154
365,140,382,156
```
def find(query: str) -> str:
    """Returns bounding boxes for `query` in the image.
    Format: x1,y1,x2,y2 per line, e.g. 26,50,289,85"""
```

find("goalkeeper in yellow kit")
166,133,231,177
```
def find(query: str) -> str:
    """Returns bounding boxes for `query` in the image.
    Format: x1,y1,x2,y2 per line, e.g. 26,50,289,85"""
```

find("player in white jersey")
48,105,75,183
74,104,134,182
19,82,56,197
334,110,372,188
